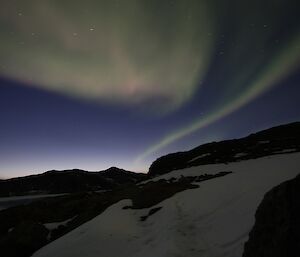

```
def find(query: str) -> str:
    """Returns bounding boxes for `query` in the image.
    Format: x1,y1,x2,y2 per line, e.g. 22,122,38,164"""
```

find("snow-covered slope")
32,153,300,257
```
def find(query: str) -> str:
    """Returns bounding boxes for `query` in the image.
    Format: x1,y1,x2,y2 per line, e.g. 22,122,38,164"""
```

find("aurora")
136,33,300,163
0,0,299,176
0,0,214,113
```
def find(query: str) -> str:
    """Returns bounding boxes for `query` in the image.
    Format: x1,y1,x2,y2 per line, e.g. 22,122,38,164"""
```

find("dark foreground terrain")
0,172,231,257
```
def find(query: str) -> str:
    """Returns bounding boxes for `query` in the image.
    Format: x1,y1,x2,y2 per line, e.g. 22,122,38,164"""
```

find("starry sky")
0,0,299,178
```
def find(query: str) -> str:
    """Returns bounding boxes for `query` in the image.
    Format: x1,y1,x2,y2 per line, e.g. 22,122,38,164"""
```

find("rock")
0,221,48,257
148,122,300,177
243,174,300,257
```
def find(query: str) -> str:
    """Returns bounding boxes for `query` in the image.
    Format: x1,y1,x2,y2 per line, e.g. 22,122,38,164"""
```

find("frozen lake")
0,194,66,211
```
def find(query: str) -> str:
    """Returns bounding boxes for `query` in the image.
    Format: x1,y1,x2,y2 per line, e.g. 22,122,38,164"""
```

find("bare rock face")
243,174,300,257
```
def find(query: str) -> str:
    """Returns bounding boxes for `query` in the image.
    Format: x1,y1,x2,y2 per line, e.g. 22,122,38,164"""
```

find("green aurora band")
135,33,300,163
0,0,214,113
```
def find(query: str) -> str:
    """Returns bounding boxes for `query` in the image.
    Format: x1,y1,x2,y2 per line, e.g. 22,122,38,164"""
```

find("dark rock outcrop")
0,167,146,197
149,122,300,176
1,221,48,257
243,174,300,257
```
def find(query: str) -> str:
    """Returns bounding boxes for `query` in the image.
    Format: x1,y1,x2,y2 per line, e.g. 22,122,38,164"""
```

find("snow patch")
44,217,76,231
257,140,270,144
234,152,248,158
188,153,211,163
8,227,14,233
272,148,297,154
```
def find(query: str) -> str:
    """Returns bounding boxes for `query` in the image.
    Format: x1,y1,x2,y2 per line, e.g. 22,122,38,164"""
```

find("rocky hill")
149,122,300,176
0,167,146,197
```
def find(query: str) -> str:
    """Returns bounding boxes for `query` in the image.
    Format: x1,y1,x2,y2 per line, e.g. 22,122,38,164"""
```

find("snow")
44,216,77,241
44,217,76,231
234,152,248,158
32,152,300,257
188,153,211,163
272,148,297,154
257,140,270,144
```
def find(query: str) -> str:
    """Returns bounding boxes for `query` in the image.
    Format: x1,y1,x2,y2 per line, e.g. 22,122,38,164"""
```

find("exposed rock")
0,221,48,257
243,174,300,257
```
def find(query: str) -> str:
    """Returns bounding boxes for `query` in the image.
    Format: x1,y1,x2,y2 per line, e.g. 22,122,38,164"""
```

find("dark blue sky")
0,0,299,177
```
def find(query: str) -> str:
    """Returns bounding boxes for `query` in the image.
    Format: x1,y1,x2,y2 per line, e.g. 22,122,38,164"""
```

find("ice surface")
0,193,67,211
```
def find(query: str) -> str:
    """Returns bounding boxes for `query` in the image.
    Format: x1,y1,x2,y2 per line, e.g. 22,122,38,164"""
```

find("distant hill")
149,122,300,176
0,167,146,197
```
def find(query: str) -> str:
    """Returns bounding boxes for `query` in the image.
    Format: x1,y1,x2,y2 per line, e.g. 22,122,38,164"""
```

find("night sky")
0,0,299,178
